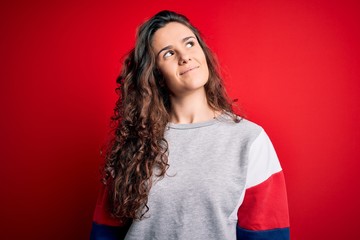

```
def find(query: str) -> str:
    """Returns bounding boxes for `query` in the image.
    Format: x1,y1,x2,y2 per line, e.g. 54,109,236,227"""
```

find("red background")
1,0,359,239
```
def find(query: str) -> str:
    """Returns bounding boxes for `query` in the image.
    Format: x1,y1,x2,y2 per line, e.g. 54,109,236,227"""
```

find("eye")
186,41,195,48
164,50,174,59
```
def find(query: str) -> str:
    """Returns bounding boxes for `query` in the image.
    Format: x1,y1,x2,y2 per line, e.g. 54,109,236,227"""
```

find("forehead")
151,22,196,51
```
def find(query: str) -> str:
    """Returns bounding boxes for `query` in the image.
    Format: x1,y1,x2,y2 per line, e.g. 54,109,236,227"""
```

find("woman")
90,10,290,240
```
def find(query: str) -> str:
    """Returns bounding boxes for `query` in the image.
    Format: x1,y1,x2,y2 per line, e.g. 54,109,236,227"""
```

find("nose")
178,52,191,65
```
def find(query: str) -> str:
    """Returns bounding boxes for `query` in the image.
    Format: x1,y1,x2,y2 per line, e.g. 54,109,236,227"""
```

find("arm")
236,130,290,240
90,185,131,240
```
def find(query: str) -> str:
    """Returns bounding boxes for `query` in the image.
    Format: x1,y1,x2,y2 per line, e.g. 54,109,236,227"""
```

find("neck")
169,88,217,124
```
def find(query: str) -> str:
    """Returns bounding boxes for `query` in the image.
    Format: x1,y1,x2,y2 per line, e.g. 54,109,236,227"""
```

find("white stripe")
246,129,282,188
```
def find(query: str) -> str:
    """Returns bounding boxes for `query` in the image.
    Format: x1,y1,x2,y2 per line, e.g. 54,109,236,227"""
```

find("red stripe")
93,185,125,226
237,171,290,230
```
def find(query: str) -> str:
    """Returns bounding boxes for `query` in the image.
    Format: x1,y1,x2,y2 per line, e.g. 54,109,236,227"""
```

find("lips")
179,66,199,75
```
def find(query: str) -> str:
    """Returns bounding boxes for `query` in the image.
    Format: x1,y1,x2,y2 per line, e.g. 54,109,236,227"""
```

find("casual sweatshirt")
91,114,290,240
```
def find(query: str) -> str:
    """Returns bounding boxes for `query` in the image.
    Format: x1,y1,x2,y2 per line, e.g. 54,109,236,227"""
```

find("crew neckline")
167,113,228,130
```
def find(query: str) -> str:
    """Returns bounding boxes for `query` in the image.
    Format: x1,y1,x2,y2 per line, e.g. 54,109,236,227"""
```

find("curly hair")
103,10,239,221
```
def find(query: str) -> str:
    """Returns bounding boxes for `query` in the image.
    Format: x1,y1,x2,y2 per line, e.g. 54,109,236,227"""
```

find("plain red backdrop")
1,0,359,239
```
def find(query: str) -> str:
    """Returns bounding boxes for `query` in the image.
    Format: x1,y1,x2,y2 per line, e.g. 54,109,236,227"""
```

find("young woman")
90,10,290,240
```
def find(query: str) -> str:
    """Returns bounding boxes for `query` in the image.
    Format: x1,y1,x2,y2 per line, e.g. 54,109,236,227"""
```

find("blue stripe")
236,225,290,240
90,222,129,240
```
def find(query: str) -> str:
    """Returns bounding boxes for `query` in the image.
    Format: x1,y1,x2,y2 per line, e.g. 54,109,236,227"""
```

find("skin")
152,22,216,123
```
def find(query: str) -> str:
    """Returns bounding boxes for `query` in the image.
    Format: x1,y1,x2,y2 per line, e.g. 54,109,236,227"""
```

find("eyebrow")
156,36,196,57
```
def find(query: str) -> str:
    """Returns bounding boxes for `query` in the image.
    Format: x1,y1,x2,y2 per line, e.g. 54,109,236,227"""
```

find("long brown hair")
103,10,238,221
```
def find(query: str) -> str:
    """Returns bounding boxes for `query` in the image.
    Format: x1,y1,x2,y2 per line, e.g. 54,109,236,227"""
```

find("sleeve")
236,129,290,240
90,184,131,240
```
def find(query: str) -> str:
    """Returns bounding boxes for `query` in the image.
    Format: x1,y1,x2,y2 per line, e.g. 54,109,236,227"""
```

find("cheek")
204,56,210,78
205,67,210,79
203,59,210,79
159,63,177,81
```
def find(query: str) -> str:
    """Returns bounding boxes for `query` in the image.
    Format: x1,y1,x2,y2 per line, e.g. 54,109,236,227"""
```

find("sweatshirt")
90,114,290,240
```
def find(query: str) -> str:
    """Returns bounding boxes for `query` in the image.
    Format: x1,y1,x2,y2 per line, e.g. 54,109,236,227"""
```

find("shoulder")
217,113,264,143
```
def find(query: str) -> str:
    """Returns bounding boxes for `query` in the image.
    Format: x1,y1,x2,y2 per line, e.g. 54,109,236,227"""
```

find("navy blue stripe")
236,225,290,240
90,222,129,240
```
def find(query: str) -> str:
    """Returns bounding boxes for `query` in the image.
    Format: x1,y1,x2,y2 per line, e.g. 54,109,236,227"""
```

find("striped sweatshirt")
91,114,290,239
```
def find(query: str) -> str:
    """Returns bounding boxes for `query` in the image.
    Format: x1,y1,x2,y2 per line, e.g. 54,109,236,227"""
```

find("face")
151,22,209,98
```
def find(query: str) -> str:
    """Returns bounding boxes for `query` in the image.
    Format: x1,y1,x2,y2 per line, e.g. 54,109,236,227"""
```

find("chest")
147,129,249,219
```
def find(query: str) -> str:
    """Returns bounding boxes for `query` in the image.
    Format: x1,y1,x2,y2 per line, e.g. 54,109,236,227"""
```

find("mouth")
179,66,199,75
